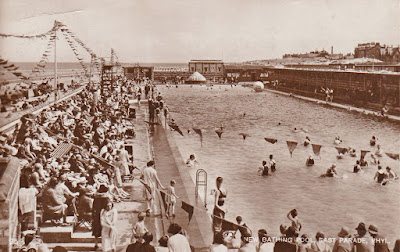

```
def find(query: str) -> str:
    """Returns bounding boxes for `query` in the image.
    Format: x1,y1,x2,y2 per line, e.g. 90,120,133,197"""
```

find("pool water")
159,85,400,245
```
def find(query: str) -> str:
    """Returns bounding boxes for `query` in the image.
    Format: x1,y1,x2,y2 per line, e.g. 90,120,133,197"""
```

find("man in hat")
332,226,353,252
353,222,373,252
368,225,389,252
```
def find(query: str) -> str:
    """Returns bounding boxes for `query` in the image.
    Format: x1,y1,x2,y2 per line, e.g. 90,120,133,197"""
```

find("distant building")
188,60,224,74
354,42,400,63
123,66,154,80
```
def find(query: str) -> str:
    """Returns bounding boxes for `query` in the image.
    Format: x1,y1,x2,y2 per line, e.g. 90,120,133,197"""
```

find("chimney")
331,46,333,55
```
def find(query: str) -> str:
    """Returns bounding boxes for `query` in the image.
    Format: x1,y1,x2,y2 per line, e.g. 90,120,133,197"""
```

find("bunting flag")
264,138,277,144
239,133,249,141
193,128,203,145
385,152,399,160
312,144,322,156
360,150,370,159
215,129,223,139
181,201,194,223
0,20,63,39
159,191,168,212
335,147,348,154
286,141,298,157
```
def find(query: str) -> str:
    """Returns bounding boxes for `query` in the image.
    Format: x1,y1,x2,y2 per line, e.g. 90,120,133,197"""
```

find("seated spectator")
41,178,68,225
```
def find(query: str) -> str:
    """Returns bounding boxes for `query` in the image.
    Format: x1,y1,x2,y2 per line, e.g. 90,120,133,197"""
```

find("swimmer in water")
324,164,338,177
186,154,198,168
349,148,357,157
258,160,269,176
269,155,276,172
375,145,383,157
337,152,344,159
374,166,389,185
386,166,398,180
359,157,368,167
370,136,377,146
306,156,314,166
304,136,311,146
353,160,362,173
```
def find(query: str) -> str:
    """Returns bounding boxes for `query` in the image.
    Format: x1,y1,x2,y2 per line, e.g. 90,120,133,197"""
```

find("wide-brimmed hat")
355,222,367,232
368,224,378,234
338,226,350,238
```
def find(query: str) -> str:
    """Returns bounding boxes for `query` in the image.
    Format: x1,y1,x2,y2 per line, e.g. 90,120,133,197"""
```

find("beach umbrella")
239,133,249,141
286,141,298,157
264,138,277,144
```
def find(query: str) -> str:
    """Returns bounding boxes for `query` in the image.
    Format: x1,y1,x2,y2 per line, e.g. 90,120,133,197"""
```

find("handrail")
195,169,207,208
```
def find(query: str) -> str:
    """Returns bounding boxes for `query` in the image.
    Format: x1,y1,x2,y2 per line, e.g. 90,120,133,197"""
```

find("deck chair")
72,199,92,232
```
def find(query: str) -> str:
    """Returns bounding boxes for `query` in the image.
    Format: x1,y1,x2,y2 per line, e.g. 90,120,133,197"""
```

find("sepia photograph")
0,0,399,251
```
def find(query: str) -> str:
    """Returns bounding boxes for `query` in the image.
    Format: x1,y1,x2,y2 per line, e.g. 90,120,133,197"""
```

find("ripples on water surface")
158,85,400,244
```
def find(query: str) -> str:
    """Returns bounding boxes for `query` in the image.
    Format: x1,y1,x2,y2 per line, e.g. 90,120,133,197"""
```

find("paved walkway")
152,114,213,250
115,102,165,251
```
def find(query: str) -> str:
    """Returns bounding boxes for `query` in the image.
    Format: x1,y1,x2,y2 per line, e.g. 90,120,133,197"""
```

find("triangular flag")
360,150,370,159
193,128,203,146
311,144,322,156
385,152,399,160
159,191,168,213
335,147,348,154
286,141,298,157
239,133,249,141
215,129,223,139
264,138,277,144
181,201,194,223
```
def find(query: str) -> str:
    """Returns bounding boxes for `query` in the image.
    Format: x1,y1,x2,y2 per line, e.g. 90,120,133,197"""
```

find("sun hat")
338,226,351,238
355,222,367,232
368,224,378,234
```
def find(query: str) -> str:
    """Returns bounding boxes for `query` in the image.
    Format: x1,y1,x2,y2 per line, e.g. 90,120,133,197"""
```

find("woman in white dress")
100,199,118,252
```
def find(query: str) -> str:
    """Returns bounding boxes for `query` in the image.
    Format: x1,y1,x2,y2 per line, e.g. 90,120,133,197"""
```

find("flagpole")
54,21,58,102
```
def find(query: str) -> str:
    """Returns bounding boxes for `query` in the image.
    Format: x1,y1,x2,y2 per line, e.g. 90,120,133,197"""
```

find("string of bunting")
29,30,56,78
0,20,63,39
1,57,28,80
60,24,102,72
166,122,399,161
60,28,89,76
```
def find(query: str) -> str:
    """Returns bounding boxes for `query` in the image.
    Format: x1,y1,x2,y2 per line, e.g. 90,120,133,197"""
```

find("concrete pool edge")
151,116,213,249
264,88,400,123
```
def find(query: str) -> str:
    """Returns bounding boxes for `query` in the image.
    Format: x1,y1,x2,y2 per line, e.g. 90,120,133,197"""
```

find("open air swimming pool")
159,84,400,245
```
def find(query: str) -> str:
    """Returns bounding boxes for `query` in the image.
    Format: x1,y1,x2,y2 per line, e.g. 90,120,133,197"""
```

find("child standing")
132,212,148,243
166,180,179,219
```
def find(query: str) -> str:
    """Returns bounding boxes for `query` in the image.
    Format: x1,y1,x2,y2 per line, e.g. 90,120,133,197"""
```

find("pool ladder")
195,169,207,208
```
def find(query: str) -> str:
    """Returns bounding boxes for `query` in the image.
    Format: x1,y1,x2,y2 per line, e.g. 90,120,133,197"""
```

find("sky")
0,0,399,63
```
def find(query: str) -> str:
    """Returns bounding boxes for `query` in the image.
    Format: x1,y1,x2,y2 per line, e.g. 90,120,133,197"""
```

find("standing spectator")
100,199,118,252
311,232,331,252
92,185,111,250
332,227,353,252
143,161,166,216
212,177,227,242
353,222,373,252
140,232,156,252
166,180,179,219
368,225,390,252
132,212,148,243
167,223,191,252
